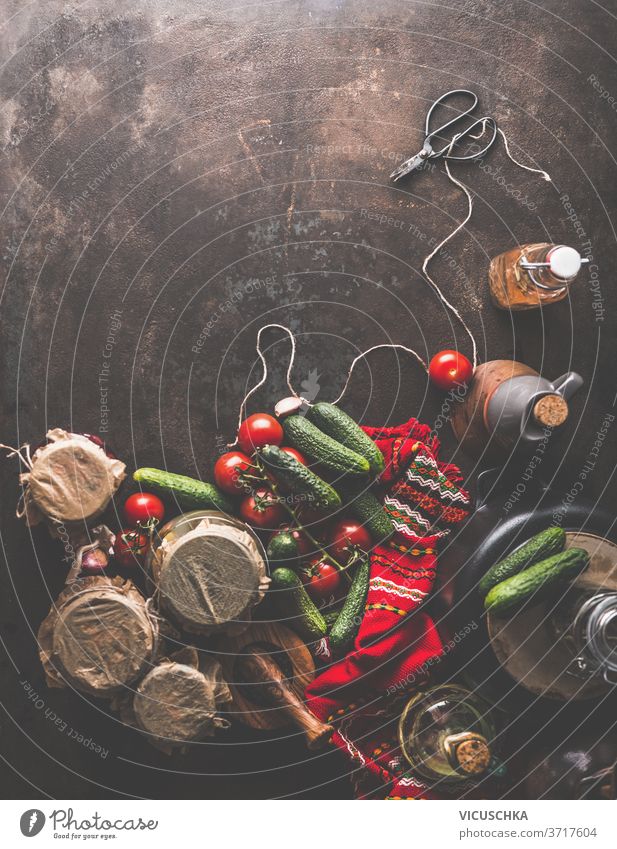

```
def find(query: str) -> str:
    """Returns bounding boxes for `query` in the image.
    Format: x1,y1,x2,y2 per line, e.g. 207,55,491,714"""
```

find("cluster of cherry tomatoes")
79,490,166,574
213,413,286,528
214,413,372,603
112,491,166,569
299,517,372,601
94,352,473,579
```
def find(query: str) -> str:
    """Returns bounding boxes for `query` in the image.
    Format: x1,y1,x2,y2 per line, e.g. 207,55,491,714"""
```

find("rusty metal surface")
0,1,616,798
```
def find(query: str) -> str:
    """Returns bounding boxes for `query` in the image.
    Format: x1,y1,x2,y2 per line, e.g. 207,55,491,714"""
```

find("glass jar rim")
573,592,617,674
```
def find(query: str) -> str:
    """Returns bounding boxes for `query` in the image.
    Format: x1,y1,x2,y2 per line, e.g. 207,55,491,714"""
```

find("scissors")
390,90,498,183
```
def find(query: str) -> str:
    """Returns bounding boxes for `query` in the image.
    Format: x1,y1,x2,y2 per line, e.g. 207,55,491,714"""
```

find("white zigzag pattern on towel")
405,466,470,504
370,576,427,601
399,776,428,789
384,497,431,528
391,518,450,539
390,519,422,539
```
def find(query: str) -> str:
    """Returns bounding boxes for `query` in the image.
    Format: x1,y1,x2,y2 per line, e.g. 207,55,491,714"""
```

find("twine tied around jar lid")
0,429,126,531
132,647,232,754
152,518,269,636
38,576,161,698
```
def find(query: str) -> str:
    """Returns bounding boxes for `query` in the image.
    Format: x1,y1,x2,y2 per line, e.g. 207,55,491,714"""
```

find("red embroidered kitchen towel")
305,417,471,799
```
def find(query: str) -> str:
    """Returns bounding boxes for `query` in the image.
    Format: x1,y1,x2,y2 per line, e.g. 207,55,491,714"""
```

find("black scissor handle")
445,116,498,162
424,89,478,138
425,89,497,161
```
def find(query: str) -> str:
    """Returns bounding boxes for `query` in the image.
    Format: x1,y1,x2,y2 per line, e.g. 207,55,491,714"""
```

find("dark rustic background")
1,0,616,799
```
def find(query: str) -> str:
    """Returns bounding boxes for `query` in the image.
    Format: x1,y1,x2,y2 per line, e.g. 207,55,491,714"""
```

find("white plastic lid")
548,245,581,280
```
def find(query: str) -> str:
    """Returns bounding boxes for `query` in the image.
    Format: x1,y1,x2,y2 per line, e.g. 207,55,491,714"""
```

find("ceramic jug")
485,369,583,445
450,360,584,455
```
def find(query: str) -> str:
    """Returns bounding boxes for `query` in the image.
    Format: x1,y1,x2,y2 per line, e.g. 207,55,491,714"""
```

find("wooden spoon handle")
236,648,333,750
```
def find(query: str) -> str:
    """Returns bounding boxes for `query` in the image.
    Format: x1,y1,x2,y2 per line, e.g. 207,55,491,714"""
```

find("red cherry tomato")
113,529,149,569
280,446,307,465
270,525,312,557
123,492,165,526
328,518,372,563
239,488,287,530
428,350,474,392
214,451,252,495
237,413,283,455
300,558,341,601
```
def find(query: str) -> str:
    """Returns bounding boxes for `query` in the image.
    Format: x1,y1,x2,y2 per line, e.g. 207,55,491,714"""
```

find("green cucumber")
323,607,342,630
329,557,370,654
266,531,299,566
258,444,341,510
270,567,327,642
283,415,370,477
478,527,566,599
133,467,233,512
307,403,385,477
338,485,394,543
484,547,589,616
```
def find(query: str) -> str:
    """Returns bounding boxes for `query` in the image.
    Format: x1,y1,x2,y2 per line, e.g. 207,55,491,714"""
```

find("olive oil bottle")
398,684,498,785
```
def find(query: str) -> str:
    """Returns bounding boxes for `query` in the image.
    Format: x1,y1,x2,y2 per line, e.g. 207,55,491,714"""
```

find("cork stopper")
533,394,569,428
445,731,491,776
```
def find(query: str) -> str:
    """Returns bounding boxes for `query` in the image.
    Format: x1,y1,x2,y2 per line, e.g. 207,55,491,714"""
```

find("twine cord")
0,441,33,470
0,441,34,518
421,122,552,371
231,125,552,427
332,344,429,406
228,323,302,446
496,126,552,182
422,154,479,368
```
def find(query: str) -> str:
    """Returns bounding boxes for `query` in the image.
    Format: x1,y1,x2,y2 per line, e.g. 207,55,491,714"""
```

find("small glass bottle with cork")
489,243,589,310
398,684,501,786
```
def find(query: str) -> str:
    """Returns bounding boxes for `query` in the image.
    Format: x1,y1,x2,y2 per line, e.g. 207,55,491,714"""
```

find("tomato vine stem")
244,457,351,575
